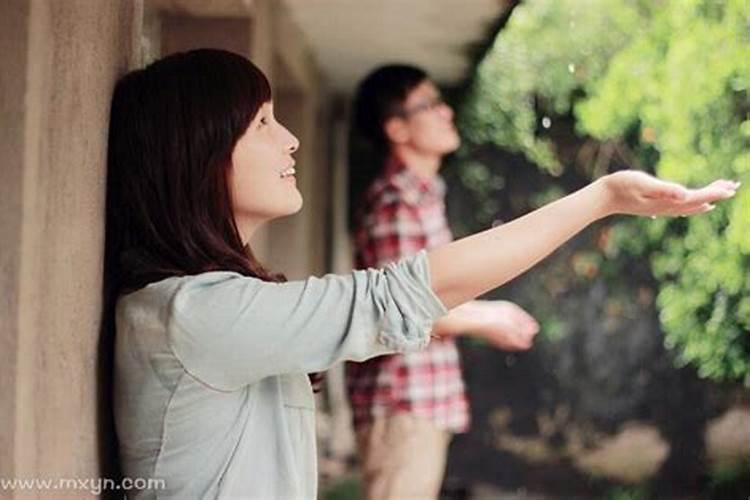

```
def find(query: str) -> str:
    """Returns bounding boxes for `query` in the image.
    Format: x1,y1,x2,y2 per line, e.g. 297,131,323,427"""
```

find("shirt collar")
383,155,446,202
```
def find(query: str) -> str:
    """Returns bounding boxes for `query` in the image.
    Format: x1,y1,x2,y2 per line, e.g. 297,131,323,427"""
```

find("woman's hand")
600,171,739,218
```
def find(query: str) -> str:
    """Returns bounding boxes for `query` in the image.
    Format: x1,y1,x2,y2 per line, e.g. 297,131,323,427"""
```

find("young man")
346,65,541,500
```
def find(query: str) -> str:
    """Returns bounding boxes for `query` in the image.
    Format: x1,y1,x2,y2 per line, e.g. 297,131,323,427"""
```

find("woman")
106,49,737,499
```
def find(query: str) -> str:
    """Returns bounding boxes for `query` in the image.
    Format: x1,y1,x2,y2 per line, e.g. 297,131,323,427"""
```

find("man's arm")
432,300,539,351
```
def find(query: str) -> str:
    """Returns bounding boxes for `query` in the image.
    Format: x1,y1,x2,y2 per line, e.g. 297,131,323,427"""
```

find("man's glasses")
395,96,446,118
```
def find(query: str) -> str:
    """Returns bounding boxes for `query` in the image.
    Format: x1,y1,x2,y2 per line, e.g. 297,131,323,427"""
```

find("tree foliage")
458,0,750,383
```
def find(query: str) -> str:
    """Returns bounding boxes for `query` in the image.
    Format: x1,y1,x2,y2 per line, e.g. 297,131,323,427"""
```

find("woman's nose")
286,130,300,153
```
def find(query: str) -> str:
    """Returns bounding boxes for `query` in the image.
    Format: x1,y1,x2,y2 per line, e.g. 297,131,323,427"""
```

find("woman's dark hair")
104,49,325,389
348,64,427,231
105,48,280,296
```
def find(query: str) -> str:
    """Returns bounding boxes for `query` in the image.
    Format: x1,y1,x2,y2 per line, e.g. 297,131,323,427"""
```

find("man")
346,64,541,500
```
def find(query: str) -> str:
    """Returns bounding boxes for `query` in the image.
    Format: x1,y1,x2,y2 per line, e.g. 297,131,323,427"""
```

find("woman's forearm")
428,179,610,309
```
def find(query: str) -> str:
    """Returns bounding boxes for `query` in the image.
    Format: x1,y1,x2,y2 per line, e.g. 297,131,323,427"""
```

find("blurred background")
1,0,747,498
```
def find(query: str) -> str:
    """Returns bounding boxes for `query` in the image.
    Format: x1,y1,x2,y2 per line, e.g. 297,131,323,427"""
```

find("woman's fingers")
647,179,736,202
707,179,741,191
606,171,738,218
663,202,716,217
682,184,737,206
649,179,737,217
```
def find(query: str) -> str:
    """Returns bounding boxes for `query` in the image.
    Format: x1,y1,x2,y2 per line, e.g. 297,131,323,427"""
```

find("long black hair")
348,64,427,231
105,48,280,297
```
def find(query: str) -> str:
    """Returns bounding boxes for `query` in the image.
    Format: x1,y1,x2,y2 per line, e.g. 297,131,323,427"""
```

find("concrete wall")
0,0,333,496
0,0,142,497
161,14,251,57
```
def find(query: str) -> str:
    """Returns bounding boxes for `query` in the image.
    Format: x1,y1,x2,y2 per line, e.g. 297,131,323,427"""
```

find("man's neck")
391,145,442,179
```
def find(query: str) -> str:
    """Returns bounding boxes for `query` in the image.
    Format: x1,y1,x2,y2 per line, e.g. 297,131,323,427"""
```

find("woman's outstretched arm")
429,172,739,309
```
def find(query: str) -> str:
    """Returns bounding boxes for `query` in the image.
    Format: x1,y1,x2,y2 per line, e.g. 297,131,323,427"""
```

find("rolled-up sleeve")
166,250,447,391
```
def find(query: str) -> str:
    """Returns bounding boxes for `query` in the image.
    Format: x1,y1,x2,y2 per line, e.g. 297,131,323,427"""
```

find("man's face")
388,80,461,157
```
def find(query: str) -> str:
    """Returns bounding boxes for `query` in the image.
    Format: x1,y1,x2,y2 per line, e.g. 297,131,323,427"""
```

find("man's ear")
383,116,410,144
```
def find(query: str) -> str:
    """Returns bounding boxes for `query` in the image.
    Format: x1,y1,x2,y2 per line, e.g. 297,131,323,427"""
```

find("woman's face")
229,101,302,241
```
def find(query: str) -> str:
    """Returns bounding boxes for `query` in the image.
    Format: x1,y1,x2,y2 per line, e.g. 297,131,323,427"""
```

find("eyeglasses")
395,96,447,118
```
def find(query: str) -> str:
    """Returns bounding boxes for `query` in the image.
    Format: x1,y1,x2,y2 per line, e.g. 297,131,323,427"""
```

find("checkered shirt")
345,157,470,433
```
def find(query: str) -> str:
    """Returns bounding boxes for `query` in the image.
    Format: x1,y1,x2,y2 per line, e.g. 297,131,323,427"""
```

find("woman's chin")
290,191,304,213
278,194,303,217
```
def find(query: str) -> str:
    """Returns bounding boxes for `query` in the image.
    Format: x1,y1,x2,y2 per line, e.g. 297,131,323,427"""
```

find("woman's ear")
383,116,410,145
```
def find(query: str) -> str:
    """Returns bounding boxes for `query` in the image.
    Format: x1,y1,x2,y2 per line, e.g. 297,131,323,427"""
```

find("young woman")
106,49,737,499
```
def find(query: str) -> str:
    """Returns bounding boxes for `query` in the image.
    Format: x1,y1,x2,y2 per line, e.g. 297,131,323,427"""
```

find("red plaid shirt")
346,157,470,433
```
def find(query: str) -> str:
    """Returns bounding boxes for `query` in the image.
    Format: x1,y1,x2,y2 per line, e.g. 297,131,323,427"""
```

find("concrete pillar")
269,86,331,279
0,0,142,497
160,15,251,59
270,90,314,278
249,0,274,79
263,0,330,279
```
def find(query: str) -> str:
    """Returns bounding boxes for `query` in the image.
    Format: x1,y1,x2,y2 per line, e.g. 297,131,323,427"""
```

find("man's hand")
432,300,540,350
469,300,540,351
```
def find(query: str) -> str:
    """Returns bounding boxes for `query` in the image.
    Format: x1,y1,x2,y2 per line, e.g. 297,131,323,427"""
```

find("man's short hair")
353,64,428,147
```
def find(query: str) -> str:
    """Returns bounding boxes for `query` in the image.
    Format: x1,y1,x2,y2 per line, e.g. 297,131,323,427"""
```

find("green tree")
458,0,750,383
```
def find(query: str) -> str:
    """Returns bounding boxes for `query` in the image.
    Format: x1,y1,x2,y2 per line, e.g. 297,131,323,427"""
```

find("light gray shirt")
113,251,446,499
